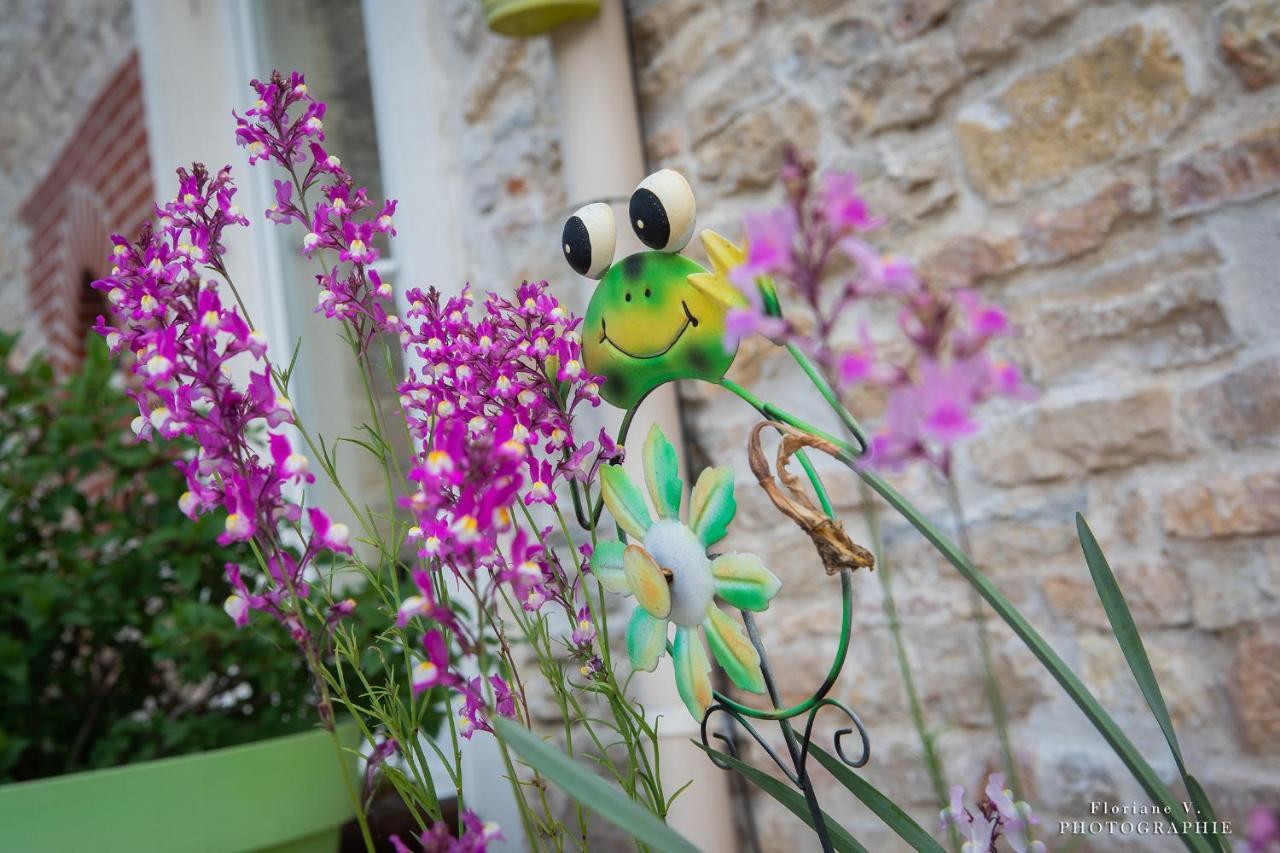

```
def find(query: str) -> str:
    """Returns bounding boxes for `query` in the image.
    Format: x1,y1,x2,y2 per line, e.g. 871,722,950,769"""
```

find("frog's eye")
562,202,616,279
629,169,695,253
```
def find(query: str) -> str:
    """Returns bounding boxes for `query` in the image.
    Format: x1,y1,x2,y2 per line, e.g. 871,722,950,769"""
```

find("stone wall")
626,0,1280,850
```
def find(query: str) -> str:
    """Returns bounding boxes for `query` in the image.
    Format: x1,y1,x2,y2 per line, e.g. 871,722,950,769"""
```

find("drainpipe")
488,3,737,850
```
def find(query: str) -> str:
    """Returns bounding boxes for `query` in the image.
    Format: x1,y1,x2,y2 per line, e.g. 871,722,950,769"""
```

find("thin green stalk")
475,594,546,851
942,475,1023,800
861,481,957,853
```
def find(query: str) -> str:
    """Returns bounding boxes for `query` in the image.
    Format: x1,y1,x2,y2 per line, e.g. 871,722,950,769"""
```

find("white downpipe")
549,4,737,851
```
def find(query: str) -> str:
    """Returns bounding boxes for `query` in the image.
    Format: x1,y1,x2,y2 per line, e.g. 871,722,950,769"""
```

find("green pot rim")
0,724,360,853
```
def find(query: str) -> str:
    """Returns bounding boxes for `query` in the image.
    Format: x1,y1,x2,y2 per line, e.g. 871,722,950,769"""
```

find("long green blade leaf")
493,718,697,853
856,469,1214,853
809,744,946,853
1076,515,1226,851
1076,515,1184,769
695,743,868,853
1185,775,1227,852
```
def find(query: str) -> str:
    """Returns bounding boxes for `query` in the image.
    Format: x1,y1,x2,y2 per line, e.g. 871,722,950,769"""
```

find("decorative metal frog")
561,169,748,409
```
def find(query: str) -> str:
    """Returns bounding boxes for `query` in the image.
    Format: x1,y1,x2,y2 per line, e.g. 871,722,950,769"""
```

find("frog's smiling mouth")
600,301,700,360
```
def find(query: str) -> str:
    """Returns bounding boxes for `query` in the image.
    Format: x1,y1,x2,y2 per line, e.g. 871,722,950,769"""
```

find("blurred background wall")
2,0,1277,850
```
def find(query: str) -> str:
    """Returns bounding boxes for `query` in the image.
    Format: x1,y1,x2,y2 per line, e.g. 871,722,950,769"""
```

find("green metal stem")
707,380,855,722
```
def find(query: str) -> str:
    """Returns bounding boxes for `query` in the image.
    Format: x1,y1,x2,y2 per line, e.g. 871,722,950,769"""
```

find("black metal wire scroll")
699,569,871,853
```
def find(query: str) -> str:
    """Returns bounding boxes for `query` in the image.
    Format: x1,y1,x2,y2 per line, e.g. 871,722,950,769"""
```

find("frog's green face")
563,170,747,410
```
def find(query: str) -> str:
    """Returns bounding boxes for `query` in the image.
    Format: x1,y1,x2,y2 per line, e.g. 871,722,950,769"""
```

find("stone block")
1190,357,1280,447
1022,246,1236,380
1216,0,1280,90
1159,121,1280,218
971,390,1181,486
869,33,966,131
957,13,1199,202
1021,179,1152,267
1163,470,1280,538
1232,623,1280,754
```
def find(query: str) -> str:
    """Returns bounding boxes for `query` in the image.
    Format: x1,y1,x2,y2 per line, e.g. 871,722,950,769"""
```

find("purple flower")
412,630,460,695
1248,806,1280,852
308,507,352,554
731,208,797,288
390,809,502,852
363,737,399,803
839,237,919,296
822,172,882,231
236,70,401,351
571,606,596,648
93,161,352,657
940,775,1046,853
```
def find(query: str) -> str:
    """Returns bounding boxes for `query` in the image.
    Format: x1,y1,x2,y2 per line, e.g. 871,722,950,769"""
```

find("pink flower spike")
822,172,883,232
731,208,796,287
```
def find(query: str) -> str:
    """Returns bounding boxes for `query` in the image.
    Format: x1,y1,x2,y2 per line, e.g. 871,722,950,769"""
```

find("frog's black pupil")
625,292,631,302
562,215,592,276
644,288,652,298
629,187,670,250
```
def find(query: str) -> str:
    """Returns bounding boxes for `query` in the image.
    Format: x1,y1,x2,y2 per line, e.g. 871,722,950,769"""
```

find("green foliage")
0,334,314,782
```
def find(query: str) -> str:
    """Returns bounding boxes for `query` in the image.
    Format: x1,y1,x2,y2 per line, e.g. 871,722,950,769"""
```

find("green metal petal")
673,626,714,719
590,540,631,595
703,604,765,694
642,423,683,520
710,552,782,612
624,545,671,619
600,463,653,540
626,608,668,672
688,466,735,546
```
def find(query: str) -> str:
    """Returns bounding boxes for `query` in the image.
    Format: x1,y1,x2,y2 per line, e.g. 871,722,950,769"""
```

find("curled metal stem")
799,698,871,771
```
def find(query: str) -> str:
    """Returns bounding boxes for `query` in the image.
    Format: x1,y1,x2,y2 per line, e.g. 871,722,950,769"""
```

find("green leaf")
1076,515,1184,766
1184,775,1227,853
857,470,1215,853
1076,515,1226,852
694,743,868,853
494,718,697,853
809,744,945,853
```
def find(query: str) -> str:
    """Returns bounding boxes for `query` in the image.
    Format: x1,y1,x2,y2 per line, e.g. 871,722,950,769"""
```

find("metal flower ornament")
591,423,781,719
561,169,875,852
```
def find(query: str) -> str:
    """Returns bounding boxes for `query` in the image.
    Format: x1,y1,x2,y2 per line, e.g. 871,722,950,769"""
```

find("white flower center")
642,519,712,627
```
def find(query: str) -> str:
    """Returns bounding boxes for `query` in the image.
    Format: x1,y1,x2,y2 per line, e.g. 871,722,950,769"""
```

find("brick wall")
0,0,138,368
20,55,153,372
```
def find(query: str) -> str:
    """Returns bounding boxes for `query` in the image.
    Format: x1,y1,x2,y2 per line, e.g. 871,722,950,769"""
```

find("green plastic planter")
482,0,600,37
0,725,360,853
